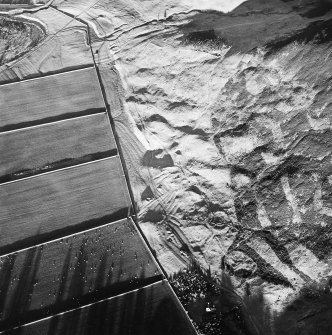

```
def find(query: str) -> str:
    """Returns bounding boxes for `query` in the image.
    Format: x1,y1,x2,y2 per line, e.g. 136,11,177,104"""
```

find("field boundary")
0,217,130,258
0,275,164,332
0,107,105,133
0,209,130,257
0,112,106,134
0,156,118,186
0,150,118,184
0,65,95,87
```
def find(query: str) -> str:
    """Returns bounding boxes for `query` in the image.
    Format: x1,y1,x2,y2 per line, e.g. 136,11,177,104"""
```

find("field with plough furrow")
0,68,105,131
0,113,116,182
0,157,131,254
2,280,196,335
0,218,162,331
0,3,198,333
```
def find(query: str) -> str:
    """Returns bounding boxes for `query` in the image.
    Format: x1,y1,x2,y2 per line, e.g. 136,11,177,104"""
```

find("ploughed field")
0,15,197,330
1,280,196,335
0,218,162,331
0,65,141,332
0,113,116,182
0,68,105,131
0,157,131,254
4,0,332,333
0,0,35,5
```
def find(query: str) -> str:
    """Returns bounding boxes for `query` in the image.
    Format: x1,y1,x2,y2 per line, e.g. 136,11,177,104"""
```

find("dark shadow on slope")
7,261,332,335
172,259,332,335
241,286,273,335
171,259,276,335
301,219,332,260
179,0,332,55
170,259,249,335
265,18,332,56
285,0,332,18
274,280,332,335
142,149,174,169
